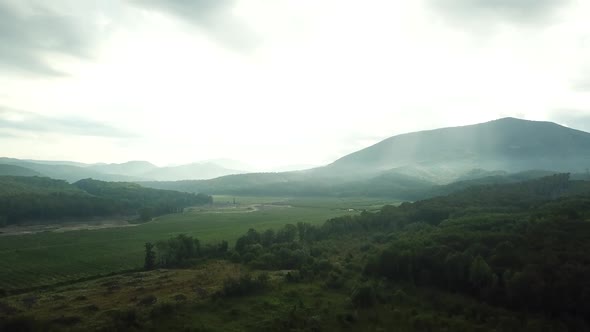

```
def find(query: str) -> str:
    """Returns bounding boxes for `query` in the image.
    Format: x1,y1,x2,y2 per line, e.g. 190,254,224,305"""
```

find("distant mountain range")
4,117,590,199
139,118,590,198
314,117,590,182
0,158,246,182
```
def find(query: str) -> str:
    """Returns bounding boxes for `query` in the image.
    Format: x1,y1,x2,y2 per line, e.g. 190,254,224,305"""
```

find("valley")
0,196,363,293
2,118,590,331
2,1,589,328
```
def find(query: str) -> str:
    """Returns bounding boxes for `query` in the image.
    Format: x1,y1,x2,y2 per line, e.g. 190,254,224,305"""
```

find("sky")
0,0,589,170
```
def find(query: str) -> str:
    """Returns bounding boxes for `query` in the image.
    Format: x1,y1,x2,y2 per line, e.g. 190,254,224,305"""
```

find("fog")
0,0,589,169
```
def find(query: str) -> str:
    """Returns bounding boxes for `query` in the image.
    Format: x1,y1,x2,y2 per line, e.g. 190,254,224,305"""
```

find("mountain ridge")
318,117,590,180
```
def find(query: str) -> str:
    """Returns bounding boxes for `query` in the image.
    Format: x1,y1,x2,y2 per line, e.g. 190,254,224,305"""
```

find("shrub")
137,294,157,306
82,304,99,312
0,316,44,332
220,273,269,297
173,294,187,302
285,270,303,283
104,308,140,329
150,302,175,318
350,284,376,308
324,271,345,289
51,315,81,326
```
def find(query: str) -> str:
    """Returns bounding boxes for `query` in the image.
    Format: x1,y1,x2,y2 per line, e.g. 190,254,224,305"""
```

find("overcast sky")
1,0,589,169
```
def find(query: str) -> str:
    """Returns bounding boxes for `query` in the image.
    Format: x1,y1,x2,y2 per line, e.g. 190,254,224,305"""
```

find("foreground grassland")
0,236,551,332
0,196,395,293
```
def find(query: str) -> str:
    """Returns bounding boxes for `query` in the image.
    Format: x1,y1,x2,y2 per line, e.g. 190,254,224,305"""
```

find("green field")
0,196,396,293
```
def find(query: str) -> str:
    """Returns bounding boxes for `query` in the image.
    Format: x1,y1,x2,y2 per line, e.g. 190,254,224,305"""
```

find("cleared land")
0,196,398,293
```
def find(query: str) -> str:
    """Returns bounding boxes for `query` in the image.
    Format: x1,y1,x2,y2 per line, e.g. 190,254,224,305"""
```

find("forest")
109,173,590,331
0,176,212,225
2,174,590,330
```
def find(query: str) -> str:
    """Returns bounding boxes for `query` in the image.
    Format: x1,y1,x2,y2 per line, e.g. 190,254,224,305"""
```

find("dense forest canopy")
142,174,590,330
0,177,212,225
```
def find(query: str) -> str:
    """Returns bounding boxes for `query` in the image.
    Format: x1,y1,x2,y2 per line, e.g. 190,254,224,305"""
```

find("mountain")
141,162,245,181
319,117,590,181
141,118,590,197
269,164,318,172
86,161,158,177
0,164,43,177
0,158,141,182
6,117,589,192
204,159,256,172
0,158,246,182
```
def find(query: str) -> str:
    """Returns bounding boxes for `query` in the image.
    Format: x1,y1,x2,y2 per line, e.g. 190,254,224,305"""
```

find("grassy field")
0,196,397,293
0,232,518,332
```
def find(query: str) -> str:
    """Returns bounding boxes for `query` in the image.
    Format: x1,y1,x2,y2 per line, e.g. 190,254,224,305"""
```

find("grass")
0,232,522,332
0,196,392,293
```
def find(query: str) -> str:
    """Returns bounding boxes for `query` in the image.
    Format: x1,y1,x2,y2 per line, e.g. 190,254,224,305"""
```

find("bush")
137,294,157,306
150,302,175,318
228,250,241,263
350,284,376,308
285,270,303,283
312,259,333,275
220,273,269,297
103,308,140,330
0,316,44,332
51,315,81,326
324,271,345,289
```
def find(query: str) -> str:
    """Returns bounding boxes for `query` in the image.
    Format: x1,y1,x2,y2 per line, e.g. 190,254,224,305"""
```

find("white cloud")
0,0,589,169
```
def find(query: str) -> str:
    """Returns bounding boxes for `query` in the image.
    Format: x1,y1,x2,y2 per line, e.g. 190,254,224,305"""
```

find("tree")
469,255,494,292
261,229,275,247
144,242,156,270
139,207,154,222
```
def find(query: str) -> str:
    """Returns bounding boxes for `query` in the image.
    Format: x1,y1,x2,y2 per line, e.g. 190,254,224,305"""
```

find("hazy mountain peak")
322,117,590,181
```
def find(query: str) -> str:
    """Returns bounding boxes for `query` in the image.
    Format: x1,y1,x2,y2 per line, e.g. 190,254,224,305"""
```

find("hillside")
0,176,212,225
86,160,158,177
5,118,589,196
141,162,244,181
0,164,43,177
321,117,590,179
141,118,590,197
0,158,246,182
4,175,590,330
0,158,144,182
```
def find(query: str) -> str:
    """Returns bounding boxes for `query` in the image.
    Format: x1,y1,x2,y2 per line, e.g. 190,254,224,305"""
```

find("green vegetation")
141,118,590,199
0,200,353,292
3,174,590,330
0,177,211,225
0,164,43,177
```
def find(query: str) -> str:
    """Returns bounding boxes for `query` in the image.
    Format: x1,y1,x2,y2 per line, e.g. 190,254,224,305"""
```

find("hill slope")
321,117,590,179
0,176,212,225
86,161,158,177
0,164,43,177
143,118,590,197
0,158,246,182
142,162,244,181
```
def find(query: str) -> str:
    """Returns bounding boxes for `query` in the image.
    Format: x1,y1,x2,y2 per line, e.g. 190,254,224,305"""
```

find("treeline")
0,177,212,226
140,169,576,200
331,174,590,326
147,174,590,329
144,234,228,269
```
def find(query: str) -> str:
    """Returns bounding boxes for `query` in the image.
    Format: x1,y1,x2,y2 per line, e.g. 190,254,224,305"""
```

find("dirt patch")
0,219,139,236
189,204,292,214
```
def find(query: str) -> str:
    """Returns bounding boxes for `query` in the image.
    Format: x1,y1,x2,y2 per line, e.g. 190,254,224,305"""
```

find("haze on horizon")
1,0,589,170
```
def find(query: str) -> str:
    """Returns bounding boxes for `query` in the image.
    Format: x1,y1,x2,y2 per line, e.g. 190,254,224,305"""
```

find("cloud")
0,0,106,75
0,107,135,138
427,0,572,26
573,72,590,92
129,0,259,50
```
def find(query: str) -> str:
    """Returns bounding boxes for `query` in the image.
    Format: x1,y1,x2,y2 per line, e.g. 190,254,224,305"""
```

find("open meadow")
0,196,399,293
